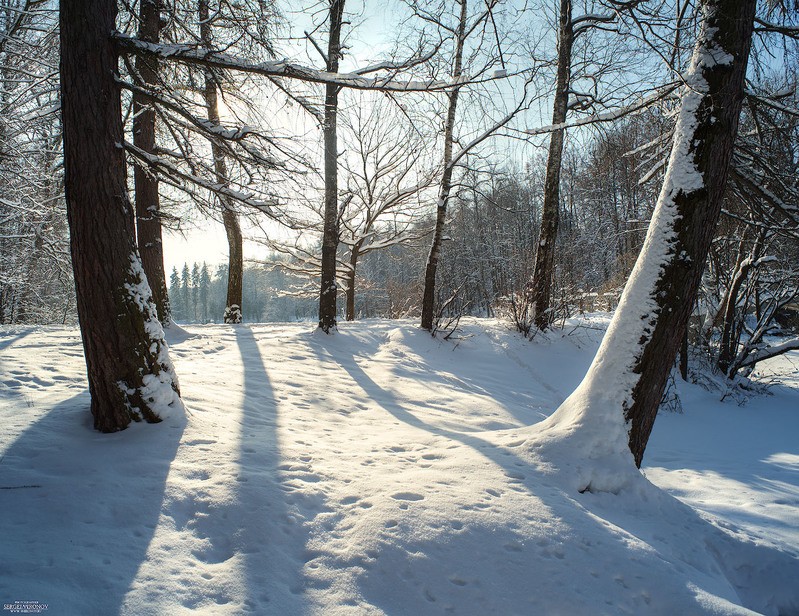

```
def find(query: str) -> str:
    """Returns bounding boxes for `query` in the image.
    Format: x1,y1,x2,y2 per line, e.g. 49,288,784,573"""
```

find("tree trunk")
222,207,243,323
540,0,756,471
679,329,689,381
133,0,170,325
530,0,572,331
60,0,181,431
420,0,467,331
345,244,359,321
717,231,763,375
198,0,243,324
318,0,346,333
621,0,756,466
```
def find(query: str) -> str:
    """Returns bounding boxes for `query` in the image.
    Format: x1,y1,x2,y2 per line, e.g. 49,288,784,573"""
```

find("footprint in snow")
391,492,424,501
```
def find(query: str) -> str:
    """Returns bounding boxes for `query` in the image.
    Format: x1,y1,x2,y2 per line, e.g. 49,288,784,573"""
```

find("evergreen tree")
199,262,211,323
168,267,183,321
191,262,201,322
180,264,191,322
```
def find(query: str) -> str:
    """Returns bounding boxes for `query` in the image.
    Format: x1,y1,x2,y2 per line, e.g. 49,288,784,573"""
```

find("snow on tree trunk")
222,207,243,324
528,0,757,485
60,0,182,432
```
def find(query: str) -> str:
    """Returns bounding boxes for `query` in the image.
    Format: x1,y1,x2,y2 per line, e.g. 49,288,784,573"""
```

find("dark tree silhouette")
60,0,181,431
319,0,346,333
133,0,170,325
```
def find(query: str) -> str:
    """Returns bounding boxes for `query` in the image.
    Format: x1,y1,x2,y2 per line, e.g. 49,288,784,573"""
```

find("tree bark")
60,0,181,431
420,0,467,331
529,0,572,331
222,207,243,323
198,0,243,324
318,0,346,333
345,243,360,321
540,0,757,474
133,0,170,325
621,0,757,465
717,231,763,375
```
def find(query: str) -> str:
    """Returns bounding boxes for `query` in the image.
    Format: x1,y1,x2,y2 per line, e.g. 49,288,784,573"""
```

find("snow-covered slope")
1,317,797,615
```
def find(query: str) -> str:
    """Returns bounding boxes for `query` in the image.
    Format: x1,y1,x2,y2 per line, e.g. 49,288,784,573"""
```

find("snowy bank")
1,318,797,615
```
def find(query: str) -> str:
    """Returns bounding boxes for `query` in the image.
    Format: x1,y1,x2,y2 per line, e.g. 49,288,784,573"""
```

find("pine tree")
181,263,191,322
199,262,211,323
59,0,181,431
191,262,201,322
168,267,183,321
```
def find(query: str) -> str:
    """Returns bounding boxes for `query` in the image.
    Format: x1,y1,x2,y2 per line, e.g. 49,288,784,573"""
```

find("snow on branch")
118,78,279,164
572,13,617,38
738,336,799,369
747,92,799,118
123,140,280,216
728,166,799,237
353,40,443,76
266,77,324,124
524,84,678,136
114,34,461,92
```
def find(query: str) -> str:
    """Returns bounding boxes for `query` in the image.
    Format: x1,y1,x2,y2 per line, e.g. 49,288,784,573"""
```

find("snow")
114,35,453,93
1,317,798,615
520,11,724,490
123,254,182,421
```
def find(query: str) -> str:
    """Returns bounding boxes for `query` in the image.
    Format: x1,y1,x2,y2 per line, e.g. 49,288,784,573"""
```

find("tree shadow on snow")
332,347,799,616
0,390,184,616
0,327,35,353
646,399,799,546
228,327,315,614
0,327,36,383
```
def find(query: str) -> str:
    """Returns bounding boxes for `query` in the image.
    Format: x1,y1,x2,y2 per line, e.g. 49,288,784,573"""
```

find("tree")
191,261,201,321
419,0,468,332
527,0,632,331
180,263,190,320
416,0,534,331
528,0,575,331
198,0,244,324
1,0,73,324
168,267,184,320
338,95,433,320
199,262,211,323
132,0,170,325
318,0,346,333
60,0,181,431
539,0,758,471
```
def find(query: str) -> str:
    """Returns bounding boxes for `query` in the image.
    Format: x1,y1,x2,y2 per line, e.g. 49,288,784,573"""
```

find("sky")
161,0,546,272
163,224,231,274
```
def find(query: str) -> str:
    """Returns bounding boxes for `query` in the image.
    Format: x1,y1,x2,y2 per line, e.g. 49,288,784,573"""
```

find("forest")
1,0,799,613
3,0,798,441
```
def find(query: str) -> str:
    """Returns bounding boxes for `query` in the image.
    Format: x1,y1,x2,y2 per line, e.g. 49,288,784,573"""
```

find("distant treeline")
168,261,317,324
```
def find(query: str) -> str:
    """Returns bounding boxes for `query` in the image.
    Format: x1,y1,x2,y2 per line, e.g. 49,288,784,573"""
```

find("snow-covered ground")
1,316,797,615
